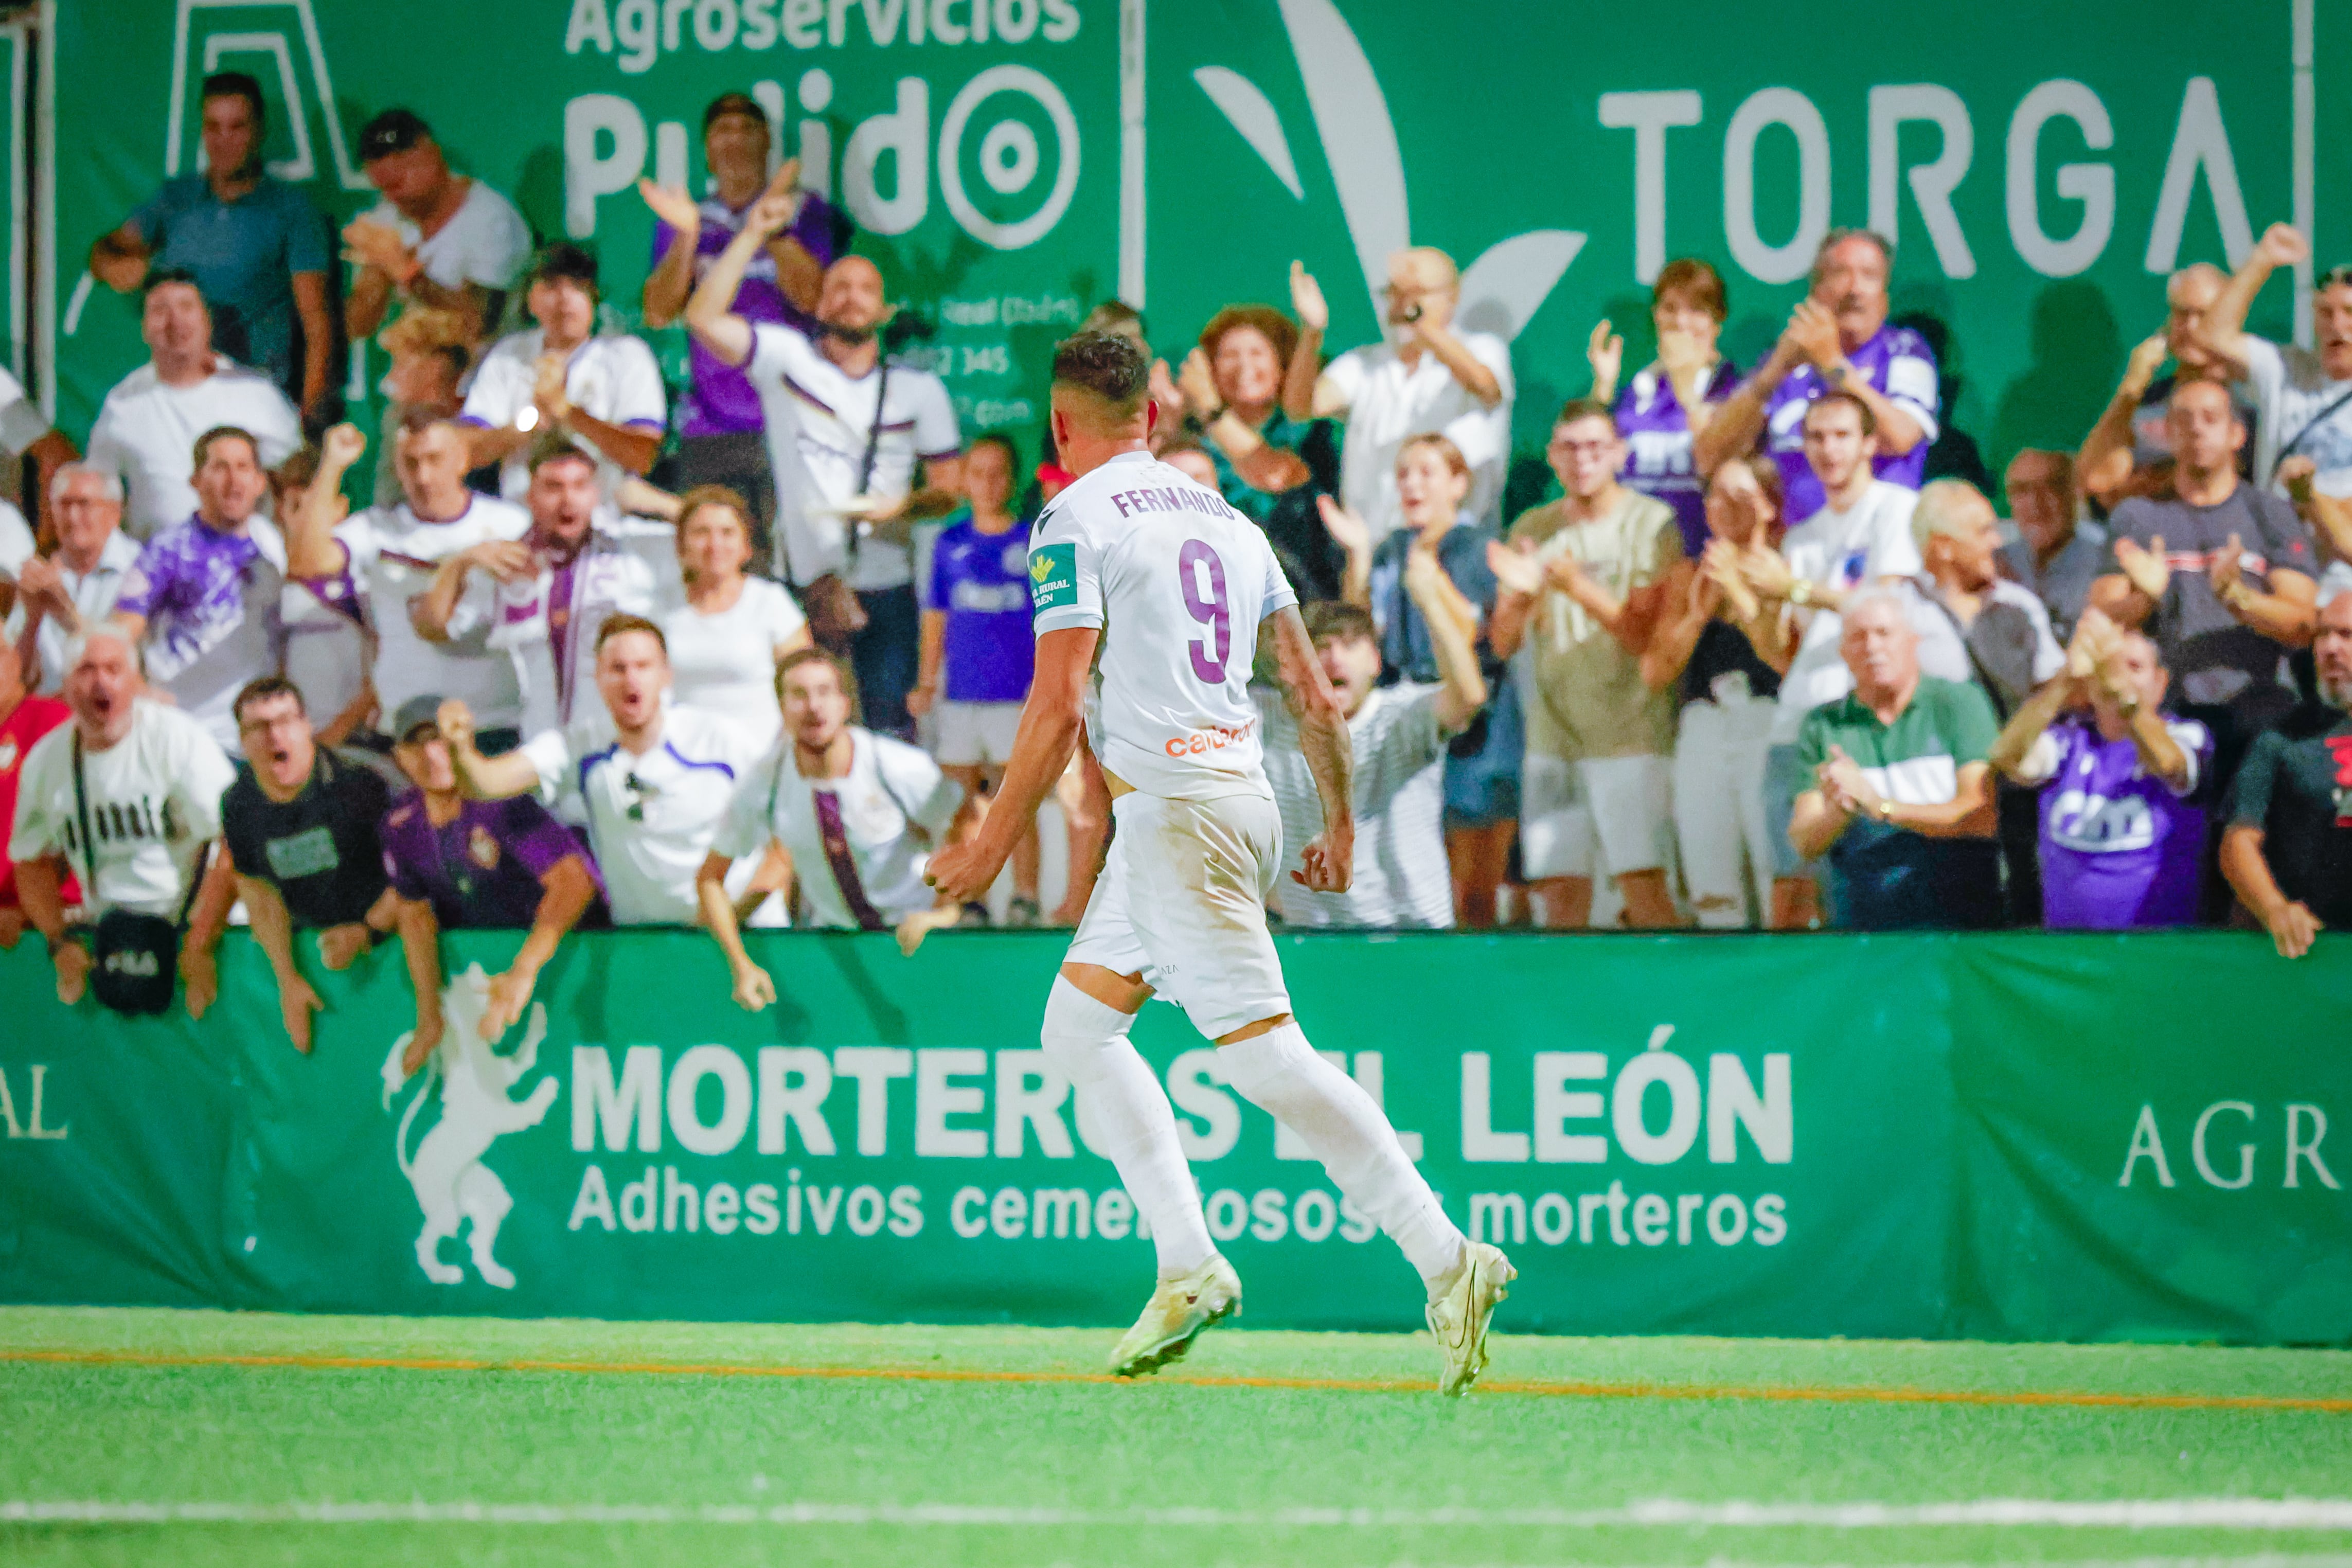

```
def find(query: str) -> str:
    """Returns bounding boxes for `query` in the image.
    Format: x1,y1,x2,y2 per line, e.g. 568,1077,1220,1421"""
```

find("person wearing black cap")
88,71,333,418
458,244,666,505
640,92,843,553
343,108,530,348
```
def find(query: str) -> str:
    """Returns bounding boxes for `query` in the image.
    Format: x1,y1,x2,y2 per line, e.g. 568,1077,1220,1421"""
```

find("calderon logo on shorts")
1164,719,1257,759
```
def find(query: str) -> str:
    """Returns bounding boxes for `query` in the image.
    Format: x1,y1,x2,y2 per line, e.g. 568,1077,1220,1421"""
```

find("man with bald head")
1287,245,1514,544
2000,448,2102,639
687,200,961,737
2077,262,2253,509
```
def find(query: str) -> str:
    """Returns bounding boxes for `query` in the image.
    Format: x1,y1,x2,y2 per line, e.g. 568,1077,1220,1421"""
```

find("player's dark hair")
232,674,306,726
1051,330,1151,414
595,613,668,656
1305,601,1379,647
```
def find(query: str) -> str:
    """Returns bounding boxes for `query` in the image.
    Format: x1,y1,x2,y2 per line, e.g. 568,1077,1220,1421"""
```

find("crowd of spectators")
6,70,2352,1050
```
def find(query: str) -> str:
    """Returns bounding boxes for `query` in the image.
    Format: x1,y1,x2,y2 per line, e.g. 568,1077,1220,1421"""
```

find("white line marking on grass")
8,1500,2352,1530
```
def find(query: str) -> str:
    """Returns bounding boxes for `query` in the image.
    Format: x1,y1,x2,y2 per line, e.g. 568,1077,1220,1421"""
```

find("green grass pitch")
4,1305,2351,1566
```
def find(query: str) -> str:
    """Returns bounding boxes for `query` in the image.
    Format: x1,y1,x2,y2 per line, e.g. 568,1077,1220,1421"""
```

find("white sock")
1041,977,1214,1278
1219,1023,1466,1286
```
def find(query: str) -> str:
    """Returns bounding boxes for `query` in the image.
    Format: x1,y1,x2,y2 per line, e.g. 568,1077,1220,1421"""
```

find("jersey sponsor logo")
1163,717,1258,758
1028,542,1077,612
2048,789,2161,854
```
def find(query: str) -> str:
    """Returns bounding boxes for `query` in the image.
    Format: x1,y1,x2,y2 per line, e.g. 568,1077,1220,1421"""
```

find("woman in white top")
661,485,810,753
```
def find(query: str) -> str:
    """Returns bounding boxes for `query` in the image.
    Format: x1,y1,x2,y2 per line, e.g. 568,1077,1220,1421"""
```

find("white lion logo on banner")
379,964,558,1290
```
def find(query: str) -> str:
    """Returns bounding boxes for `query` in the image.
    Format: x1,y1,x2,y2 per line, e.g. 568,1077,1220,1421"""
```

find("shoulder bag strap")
1916,584,2016,723
69,729,99,894
847,357,896,568
2273,382,2352,475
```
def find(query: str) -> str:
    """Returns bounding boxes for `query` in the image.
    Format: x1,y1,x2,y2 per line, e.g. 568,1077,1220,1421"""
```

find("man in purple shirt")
1989,611,2212,928
1698,230,1939,526
380,695,601,1062
639,93,839,556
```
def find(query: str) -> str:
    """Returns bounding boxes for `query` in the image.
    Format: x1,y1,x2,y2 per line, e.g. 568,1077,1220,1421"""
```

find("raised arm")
2200,224,2307,365
685,189,800,370
1987,672,2079,782
1413,318,1502,410
1268,602,1355,891
437,698,544,798
2077,332,2172,507
1281,263,1327,422
637,180,701,328
1694,330,1802,476
1402,544,1486,731
288,422,366,579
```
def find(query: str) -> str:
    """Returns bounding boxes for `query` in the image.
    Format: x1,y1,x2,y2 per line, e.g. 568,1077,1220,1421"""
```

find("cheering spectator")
1787,591,2001,930
269,448,373,746
108,426,287,753
1990,611,2211,929
685,195,961,734
460,245,665,505
0,367,76,541
1170,305,1342,598
1489,400,1682,929
2076,264,2249,509
13,467,140,694
87,72,330,416
288,420,532,752
2200,223,2352,498
1642,456,1786,928
378,695,601,1061
1288,249,1513,542
2000,449,2102,639
0,637,72,950
1587,258,1742,556
183,678,397,1048
440,616,773,929
1259,559,1486,927
1898,479,2064,715
700,649,966,1009
419,444,680,735
9,627,235,1006
910,434,1040,923
662,486,811,754
1735,392,1922,928
1699,230,1938,525
343,109,531,349
2088,378,2316,769
83,271,301,539
2221,592,2352,957
372,307,472,507
640,94,838,546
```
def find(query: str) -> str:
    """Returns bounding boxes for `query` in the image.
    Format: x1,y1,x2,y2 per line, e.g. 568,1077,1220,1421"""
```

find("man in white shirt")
415,445,680,736
342,108,531,349
1286,247,1513,543
287,418,531,750
440,616,770,928
83,271,301,539
684,190,963,737
698,647,961,969
10,466,141,693
459,245,667,505
1735,391,1922,928
925,330,1505,1394
1258,583,1484,928
9,626,235,1004
109,426,288,752
2199,222,2352,499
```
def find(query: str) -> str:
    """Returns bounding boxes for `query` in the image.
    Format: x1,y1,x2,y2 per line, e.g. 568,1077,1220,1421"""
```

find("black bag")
72,730,205,1017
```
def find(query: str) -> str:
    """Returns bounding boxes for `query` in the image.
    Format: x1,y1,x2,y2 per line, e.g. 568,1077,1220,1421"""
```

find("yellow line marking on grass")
2,1346,2348,1413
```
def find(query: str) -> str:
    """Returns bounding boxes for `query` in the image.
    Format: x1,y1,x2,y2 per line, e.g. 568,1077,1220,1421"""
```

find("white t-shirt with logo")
1028,451,1298,800
459,328,670,504
362,180,530,298
745,323,962,591
521,703,771,926
1322,332,1516,543
334,494,532,729
715,726,963,929
84,360,302,539
2239,335,2352,500
1771,480,1925,744
662,577,806,754
9,700,236,918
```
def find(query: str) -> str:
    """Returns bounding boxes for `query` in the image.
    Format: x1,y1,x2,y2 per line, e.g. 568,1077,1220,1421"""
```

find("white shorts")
1519,752,1672,882
1063,790,1292,1040
933,700,1024,768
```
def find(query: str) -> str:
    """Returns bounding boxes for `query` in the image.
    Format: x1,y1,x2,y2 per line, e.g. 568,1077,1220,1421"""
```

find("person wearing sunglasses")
437,615,775,931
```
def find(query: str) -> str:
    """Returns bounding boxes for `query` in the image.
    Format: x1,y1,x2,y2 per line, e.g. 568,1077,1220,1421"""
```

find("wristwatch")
1874,797,1896,823
1789,579,1815,608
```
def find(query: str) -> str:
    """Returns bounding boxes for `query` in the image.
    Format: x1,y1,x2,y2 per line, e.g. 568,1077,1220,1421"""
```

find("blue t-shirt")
129,175,328,392
927,515,1034,704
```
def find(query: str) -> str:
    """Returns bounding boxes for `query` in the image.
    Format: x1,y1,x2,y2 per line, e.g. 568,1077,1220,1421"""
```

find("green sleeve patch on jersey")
1028,541,1078,612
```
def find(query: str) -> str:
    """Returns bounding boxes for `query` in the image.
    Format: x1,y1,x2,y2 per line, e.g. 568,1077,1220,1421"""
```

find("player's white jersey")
1028,451,1298,800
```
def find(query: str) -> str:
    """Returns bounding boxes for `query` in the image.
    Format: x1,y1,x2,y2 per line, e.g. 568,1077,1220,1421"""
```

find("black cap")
360,108,432,161
703,92,769,132
530,242,599,292
390,694,444,743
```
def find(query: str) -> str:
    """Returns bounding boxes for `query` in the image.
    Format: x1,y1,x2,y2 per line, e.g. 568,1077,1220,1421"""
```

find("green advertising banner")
3,932,2347,1344
37,1,2352,485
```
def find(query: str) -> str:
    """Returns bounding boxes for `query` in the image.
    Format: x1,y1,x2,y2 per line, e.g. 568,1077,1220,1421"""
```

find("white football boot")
1426,1240,1515,1395
1107,1255,1242,1377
